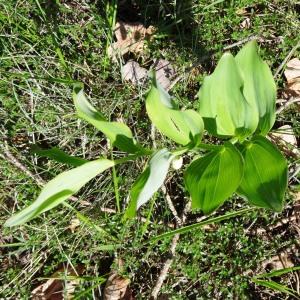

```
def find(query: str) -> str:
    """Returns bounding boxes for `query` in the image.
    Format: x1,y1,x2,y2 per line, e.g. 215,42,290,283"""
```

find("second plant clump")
5,41,287,227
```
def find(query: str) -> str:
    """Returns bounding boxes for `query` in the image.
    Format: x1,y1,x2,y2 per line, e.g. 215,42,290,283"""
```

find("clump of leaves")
5,41,287,227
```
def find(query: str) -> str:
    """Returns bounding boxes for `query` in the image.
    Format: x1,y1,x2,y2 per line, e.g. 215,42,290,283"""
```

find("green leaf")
252,279,300,299
237,136,288,212
125,149,173,218
31,145,88,167
235,40,276,135
5,159,114,227
198,52,257,139
146,74,204,146
185,142,244,214
73,86,145,154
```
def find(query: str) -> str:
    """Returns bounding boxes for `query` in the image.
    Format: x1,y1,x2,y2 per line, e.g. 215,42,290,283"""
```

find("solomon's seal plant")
5,41,288,227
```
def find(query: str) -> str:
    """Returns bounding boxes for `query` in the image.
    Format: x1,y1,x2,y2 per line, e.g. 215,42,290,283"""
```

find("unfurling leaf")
198,40,276,139
199,52,256,138
73,86,146,154
31,145,88,167
125,149,173,218
237,136,287,212
146,73,204,146
184,143,244,214
235,40,276,135
5,159,114,227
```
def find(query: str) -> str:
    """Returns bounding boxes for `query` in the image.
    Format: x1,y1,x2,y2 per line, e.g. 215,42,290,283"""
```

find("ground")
0,0,299,299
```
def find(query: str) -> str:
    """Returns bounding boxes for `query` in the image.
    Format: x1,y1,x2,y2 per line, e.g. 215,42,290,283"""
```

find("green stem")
197,143,222,151
111,151,120,213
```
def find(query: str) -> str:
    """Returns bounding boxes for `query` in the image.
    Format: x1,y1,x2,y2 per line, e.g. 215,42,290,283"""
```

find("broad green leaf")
146,74,204,146
252,279,300,299
185,142,244,214
125,149,173,218
73,86,145,154
237,136,287,212
5,159,114,227
198,52,257,139
31,145,88,167
235,40,276,135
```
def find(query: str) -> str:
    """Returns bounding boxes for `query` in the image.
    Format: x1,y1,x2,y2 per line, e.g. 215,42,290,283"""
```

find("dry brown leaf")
153,59,175,91
284,58,300,82
240,17,251,29
103,273,131,300
284,58,300,95
108,21,155,61
31,266,83,300
273,125,299,156
121,60,148,85
68,218,80,233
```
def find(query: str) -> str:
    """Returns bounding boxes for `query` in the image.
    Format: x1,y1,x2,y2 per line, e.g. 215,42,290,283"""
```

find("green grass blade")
31,145,88,167
256,266,300,279
149,207,256,243
253,279,300,299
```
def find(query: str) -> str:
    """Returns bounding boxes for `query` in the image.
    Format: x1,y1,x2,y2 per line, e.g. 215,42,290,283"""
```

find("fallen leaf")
284,58,300,95
121,60,148,85
152,59,175,91
284,58,300,82
240,17,251,29
273,125,299,155
108,21,155,61
68,218,80,233
31,265,83,300
104,273,131,300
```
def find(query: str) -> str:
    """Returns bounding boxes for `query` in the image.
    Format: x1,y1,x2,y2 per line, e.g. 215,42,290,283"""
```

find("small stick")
223,35,258,50
161,185,182,227
0,141,45,186
150,234,180,299
150,201,190,299
274,41,300,78
276,97,300,114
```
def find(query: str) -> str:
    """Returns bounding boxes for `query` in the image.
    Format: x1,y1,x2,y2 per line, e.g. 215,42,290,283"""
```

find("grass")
1,0,299,299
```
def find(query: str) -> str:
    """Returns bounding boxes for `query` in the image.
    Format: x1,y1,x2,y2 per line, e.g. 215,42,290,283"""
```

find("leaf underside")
125,149,173,218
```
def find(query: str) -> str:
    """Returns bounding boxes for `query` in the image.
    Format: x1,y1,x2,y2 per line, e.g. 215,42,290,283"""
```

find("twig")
223,35,258,50
276,97,300,114
0,141,45,186
274,41,300,78
161,185,182,227
150,234,180,299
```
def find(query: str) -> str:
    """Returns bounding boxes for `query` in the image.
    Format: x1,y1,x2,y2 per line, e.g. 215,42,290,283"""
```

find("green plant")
4,41,288,227
252,266,300,299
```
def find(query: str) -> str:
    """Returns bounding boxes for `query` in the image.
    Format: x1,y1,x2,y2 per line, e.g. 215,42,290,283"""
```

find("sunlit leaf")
235,40,276,135
185,142,244,214
146,74,204,146
198,52,257,139
237,136,287,212
252,279,300,299
125,149,173,218
198,41,276,139
73,86,146,154
5,159,114,227
31,145,88,167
